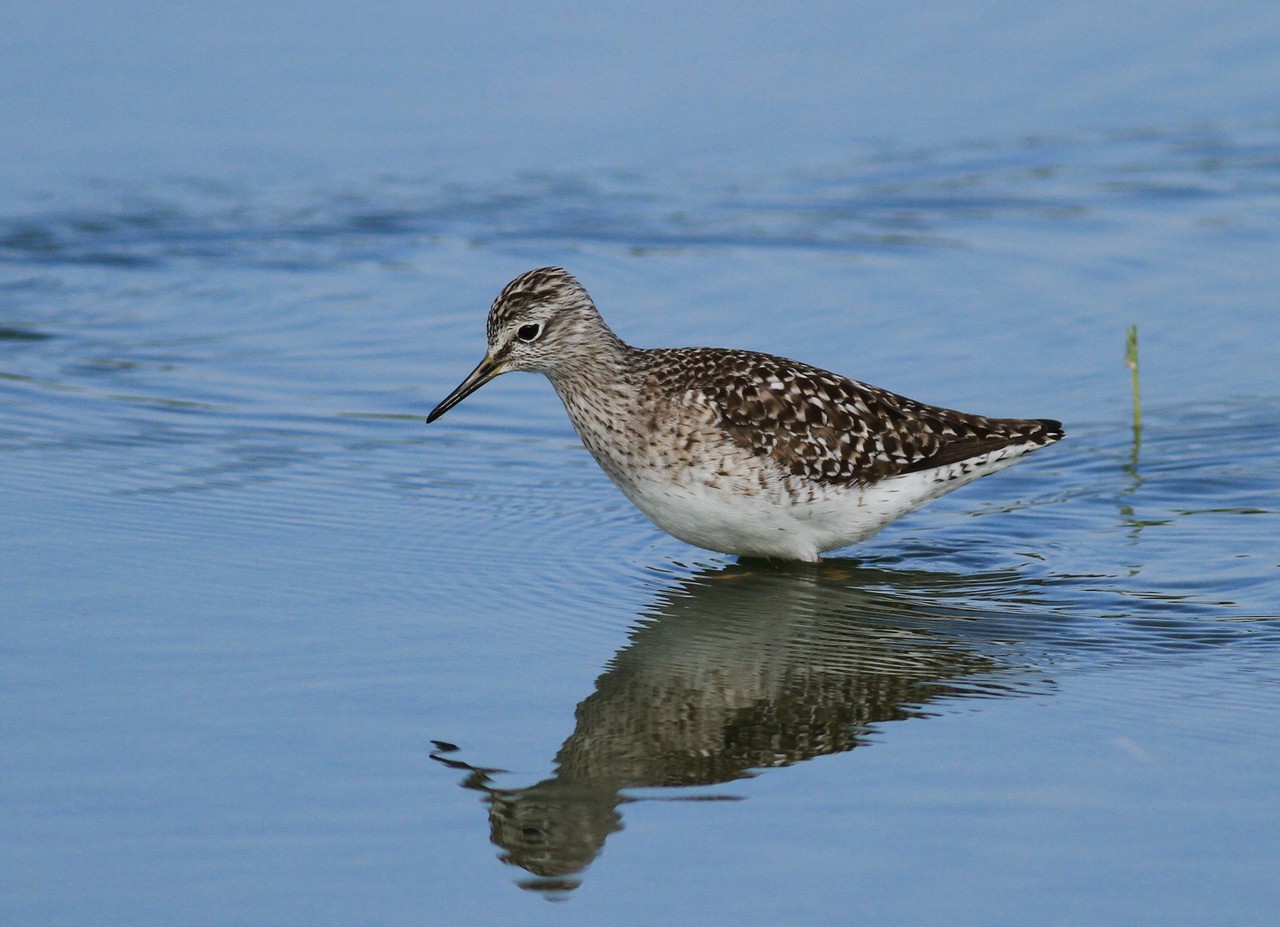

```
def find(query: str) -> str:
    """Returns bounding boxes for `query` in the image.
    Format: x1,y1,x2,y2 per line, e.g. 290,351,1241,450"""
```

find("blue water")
4,4,1280,925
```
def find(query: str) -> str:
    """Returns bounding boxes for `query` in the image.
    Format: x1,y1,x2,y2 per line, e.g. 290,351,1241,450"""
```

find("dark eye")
516,323,541,343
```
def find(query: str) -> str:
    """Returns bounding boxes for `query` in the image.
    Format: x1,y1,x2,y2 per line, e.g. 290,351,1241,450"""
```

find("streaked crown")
485,267,622,374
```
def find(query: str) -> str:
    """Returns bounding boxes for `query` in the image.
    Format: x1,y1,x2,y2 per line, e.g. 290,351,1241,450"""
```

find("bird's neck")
546,335,647,476
545,326,638,395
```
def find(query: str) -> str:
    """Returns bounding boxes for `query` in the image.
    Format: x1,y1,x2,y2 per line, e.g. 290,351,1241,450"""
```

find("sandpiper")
428,267,1063,561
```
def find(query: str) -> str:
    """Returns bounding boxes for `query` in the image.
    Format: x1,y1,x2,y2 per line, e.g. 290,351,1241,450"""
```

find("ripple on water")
4,124,1278,665
4,121,1279,272
4,113,1280,917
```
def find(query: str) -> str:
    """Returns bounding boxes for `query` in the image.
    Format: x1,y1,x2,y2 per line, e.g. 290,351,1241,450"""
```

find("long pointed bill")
426,353,504,422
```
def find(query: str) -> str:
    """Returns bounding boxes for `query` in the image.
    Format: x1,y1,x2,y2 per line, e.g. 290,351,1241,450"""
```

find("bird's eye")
516,323,542,343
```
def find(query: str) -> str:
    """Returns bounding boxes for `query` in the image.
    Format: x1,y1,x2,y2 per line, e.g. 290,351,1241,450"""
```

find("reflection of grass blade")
1125,324,1141,453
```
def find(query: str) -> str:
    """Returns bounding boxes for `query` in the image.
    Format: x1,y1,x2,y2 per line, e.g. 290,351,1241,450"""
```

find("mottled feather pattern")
641,347,1063,487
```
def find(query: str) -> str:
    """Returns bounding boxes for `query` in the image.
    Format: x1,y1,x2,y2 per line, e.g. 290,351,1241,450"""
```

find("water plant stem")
1125,324,1141,438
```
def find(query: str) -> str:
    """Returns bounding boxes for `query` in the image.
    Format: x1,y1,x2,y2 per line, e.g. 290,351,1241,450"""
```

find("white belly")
607,444,1038,561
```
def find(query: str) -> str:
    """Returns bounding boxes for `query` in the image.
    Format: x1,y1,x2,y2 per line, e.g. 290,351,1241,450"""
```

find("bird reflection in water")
431,560,1049,895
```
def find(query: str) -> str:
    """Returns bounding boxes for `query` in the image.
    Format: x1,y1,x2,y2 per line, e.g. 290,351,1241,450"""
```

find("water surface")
4,4,1280,926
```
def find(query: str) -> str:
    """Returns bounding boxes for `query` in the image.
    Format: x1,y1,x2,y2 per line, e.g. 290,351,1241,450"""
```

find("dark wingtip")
1037,418,1066,442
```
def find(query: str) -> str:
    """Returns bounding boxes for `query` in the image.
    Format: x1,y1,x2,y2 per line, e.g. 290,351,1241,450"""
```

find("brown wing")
653,348,1063,485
